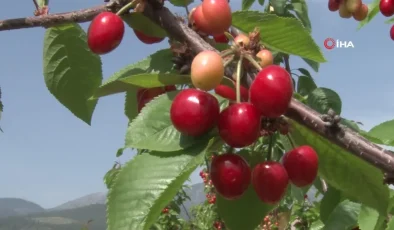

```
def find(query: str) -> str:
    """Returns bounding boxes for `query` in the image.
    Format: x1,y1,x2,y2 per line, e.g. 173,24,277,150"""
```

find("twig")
1,3,394,177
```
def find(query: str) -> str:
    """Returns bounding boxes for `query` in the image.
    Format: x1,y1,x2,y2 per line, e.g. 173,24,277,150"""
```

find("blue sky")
1,0,393,208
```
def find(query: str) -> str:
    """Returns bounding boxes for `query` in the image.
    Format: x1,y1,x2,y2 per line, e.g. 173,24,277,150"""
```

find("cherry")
218,103,261,148
214,33,229,43
353,4,368,21
191,5,213,35
162,208,169,214
137,86,176,113
252,161,289,205
339,2,352,18
133,29,165,44
210,153,251,199
390,25,394,40
249,65,293,118
87,12,124,55
282,145,319,187
234,34,250,47
214,84,249,102
170,89,220,136
346,0,362,13
380,0,394,16
256,49,274,68
328,0,340,11
201,0,232,35
191,51,224,91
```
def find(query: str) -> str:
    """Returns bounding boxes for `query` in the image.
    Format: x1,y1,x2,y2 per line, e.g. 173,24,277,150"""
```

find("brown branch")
1,3,394,177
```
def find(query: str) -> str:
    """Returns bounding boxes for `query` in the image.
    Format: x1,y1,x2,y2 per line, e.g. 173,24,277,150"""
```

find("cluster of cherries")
379,0,394,40
259,215,279,230
328,0,368,21
86,11,164,55
199,169,217,204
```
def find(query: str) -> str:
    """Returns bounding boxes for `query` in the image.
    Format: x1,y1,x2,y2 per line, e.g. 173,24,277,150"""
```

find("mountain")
49,192,106,211
0,198,45,218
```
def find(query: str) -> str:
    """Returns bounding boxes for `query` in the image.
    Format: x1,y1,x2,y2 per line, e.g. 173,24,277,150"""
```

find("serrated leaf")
124,89,139,122
320,187,343,223
289,121,390,214
169,0,193,7
242,0,256,10
385,17,394,24
258,0,265,6
358,205,380,230
122,13,167,38
357,0,380,30
297,76,317,96
289,0,312,30
232,11,326,62
106,138,214,230
125,91,229,152
104,166,120,189
43,23,102,125
93,49,173,99
306,87,342,115
324,200,361,230
368,120,394,147
303,58,320,72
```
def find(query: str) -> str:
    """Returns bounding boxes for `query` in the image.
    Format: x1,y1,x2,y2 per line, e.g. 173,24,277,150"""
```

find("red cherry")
249,65,293,118
328,0,340,11
304,194,308,199
209,196,217,204
380,0,394,16
213,33,229,43
87,12,125,55
214,84,249,102
252,161,289,205
218,103,261,148
170,89,220,136
210,153,251,199
133,29,165,44
390,25,394,40
282,145,319,187
162,208,169,213
191,5,213,34
201,0,232,35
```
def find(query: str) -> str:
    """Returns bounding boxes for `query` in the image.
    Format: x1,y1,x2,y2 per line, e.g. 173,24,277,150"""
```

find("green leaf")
298,68,312,78
387,217,394,230
269,0,287,15
320,187,343,223
310,220,324,230
340,118,361,132
297,76,317,96
93,49,174,99
306,87,342,115
232,11,326,63
289,0,312,30
385,17,394,24
43,23,102,125
258,0,265,6
368,120,394,146
289,121,390,214
357,0,380,30
118,73,192,88
124,89,139,122
125,91,229,152
242,0,255,10
291,184,309,202
37,0,49,7
104,165,120,189
324,200,361,230
169,0,193,7
122,13,167,38
106,138,214,230
358,205,380,230
116,148,125,157
303,58,320,72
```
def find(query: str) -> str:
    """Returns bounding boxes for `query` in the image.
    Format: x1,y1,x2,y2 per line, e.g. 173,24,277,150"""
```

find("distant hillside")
49,192,106,211
0,198,45,218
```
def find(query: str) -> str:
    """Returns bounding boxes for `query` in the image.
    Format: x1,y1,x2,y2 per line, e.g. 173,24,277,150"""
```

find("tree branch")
1,3,394,177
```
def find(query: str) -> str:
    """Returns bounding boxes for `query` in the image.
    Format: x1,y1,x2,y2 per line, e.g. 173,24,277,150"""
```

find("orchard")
2,0,394,229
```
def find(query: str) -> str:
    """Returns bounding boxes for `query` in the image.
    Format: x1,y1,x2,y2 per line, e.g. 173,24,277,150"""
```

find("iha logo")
324,38,355,50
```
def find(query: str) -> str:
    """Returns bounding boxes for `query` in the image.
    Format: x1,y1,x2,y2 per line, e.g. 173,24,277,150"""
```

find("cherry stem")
116,0,137,16
235,55,243,103
223,55,235,68
267,135,273,161
32,0,39,10
286,134,296,149
223,31,234,43
220,49,235,58
244,54,262,72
